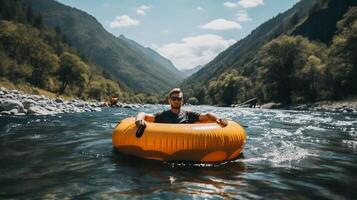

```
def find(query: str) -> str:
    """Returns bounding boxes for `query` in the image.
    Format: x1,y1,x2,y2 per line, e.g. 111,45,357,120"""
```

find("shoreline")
290,100,357,113
244,101,357,113
0,87,147,116
0,87,102,116
2,86,356,116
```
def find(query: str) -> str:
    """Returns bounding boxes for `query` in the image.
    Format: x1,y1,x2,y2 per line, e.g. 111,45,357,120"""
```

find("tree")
328,7,357,98
257,35,327,104
58,52,89,93
187,97,199,105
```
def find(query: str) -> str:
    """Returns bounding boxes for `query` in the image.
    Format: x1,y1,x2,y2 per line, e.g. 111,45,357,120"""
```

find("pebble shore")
233,101,357,113
291,101,357,113
0,87,102,116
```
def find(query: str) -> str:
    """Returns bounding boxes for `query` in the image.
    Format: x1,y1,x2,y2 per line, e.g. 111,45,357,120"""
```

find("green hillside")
0,0,163,104
0,0,125,101
182,0,357,106
21,0,183,93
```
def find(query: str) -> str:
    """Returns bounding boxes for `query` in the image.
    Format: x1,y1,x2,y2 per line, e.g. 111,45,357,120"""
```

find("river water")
0,105,356,199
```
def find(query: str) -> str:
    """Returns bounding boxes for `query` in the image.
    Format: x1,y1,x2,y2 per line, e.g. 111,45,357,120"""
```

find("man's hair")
168,88,183,97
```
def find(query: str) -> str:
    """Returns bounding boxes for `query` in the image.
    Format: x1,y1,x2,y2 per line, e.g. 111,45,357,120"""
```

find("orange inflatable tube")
112,117,247,163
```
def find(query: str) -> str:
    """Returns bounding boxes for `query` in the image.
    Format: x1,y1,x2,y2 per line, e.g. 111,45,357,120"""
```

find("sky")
56,0,300,70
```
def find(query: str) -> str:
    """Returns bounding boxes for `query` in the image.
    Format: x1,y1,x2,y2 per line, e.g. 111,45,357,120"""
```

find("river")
0,105,356,199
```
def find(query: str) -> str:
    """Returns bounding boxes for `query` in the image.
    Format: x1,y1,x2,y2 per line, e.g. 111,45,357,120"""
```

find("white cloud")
223,0,264,8
236,11,252,22
137,10,146,15
196,6,204,11
136,5,151,15
223,2,238,8
201,19,242,30
238,0,264,8
157,34,236,70
109,15,139,28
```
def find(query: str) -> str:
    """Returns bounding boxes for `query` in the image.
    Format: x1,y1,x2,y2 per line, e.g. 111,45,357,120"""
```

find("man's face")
169,92,183,109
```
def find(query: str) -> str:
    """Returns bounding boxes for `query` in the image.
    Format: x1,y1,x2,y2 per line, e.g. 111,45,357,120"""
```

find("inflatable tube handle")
136,124,146,138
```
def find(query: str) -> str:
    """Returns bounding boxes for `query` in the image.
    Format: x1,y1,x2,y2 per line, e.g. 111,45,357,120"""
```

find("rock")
22,99,37,109
0,110,11,115
10,89,20,94
345,108,354,113
27,106,53,115
260,102,283,109
9,108,19,115
44,106,58,112
0,100,24,112
55,98,64,103
0,87,7,92
0,87,103,115
38,95,47,100
3,94,14,98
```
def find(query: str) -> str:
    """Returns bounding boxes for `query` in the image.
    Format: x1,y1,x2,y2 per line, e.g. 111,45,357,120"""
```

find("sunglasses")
170,96,183,101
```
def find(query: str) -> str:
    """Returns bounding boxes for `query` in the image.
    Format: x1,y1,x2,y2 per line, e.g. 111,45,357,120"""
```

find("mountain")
118,35,184,79
21,0,183,93
0,0,126,101
182,0,318,90
182,0,357,104
181,65,204,78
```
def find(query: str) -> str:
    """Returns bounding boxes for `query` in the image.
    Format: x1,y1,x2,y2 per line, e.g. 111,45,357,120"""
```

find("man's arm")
135,112,155,128
198,112,228,127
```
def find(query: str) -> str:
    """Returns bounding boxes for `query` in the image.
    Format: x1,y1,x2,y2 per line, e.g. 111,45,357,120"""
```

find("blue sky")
57,0,299,70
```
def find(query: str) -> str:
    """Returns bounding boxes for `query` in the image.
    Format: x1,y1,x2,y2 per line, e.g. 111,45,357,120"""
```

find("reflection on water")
0,105,357,199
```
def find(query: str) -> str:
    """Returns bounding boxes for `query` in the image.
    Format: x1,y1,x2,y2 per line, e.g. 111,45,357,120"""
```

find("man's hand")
135,119,146,128
217,118,228,127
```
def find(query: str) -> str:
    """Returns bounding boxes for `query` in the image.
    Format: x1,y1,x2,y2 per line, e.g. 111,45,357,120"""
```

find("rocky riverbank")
231,99,357,113
0,87,102,116
253,101,357,113
291,101,357,113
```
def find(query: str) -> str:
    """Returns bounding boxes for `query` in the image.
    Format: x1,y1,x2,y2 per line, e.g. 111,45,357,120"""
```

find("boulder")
0,100,24,112
0,110,11,115
55,98,64,103
27,106,53,115
10,90,20,94
0,87,7,92
260,102,283,109
9,108,19,115
22,99,37,109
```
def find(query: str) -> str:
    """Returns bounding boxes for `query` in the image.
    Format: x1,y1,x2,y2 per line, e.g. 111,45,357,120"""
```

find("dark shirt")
154,110,200,124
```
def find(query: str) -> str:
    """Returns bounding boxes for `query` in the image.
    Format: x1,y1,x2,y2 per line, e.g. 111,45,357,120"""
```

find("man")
135,88,228,128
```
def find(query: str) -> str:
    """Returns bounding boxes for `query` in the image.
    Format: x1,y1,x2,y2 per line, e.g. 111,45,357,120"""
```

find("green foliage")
187,97,198,105
0,1,129,102
58,52,89,93
206,70,253,106
327,7,357,98
22,0,184,93
257,35,328,104
183,1,357,105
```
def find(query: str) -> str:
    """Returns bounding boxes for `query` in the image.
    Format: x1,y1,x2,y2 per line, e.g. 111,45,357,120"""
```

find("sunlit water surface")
0,105,356,199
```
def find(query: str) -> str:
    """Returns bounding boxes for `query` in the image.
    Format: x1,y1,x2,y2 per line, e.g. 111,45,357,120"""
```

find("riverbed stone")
9,108,19,115
27,106,53,115
1,87,107,116
23,99,37,109
0,100,24,111
0,110,11,115
260,102,283,109
55,98,64,103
